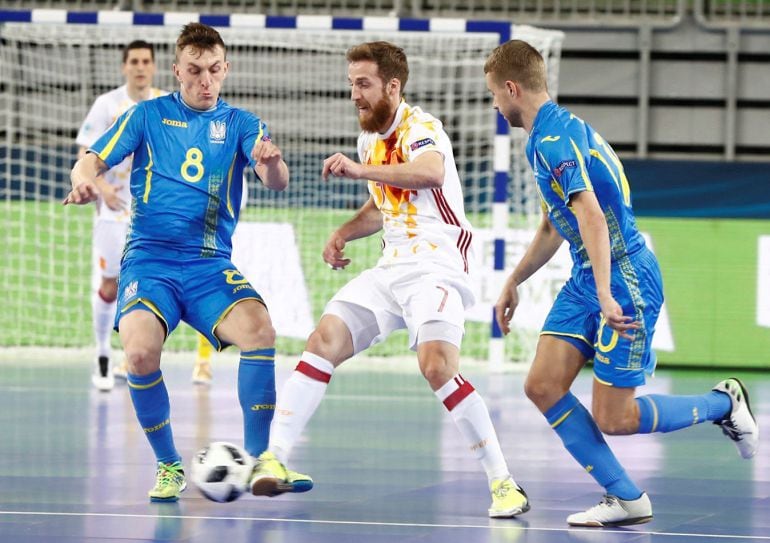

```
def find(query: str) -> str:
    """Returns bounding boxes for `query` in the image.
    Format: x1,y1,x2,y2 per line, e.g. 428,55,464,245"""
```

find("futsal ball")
191,441,254,503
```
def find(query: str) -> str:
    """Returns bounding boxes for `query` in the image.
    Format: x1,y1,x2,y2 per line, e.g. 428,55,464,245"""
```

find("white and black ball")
191,441,254,503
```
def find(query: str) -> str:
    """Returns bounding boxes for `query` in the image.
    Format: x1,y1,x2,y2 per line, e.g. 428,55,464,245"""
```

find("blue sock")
545,392,642,501
636,392,731,434
238,348,276,457
127,370,180,465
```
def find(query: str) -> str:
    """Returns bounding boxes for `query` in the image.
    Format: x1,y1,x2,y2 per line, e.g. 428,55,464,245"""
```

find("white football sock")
435,374,513,485
92,290,116,359
270,351,334,464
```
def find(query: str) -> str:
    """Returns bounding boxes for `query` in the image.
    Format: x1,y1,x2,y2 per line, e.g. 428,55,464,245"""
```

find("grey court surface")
0,353,767,542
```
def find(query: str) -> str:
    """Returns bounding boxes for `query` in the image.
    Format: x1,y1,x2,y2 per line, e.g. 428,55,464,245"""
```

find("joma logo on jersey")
553,160,577,177
162,118,188,128
209,120,226,143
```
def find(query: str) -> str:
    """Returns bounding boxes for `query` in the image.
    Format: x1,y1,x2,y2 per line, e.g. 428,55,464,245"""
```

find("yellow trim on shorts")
121,298,169,339
593,375,613,386
540,331,593,347
210,296,266,352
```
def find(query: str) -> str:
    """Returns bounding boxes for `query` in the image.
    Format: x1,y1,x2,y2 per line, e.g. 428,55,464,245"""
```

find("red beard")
357,93,394,133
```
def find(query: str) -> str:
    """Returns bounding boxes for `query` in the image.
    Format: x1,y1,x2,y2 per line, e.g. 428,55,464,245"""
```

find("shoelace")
493,480,512,499
588,495,619,514
157,463,183,486
719,419,746,442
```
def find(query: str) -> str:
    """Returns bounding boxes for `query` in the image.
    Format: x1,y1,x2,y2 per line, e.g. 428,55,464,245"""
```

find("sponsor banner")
758,236,770,328
231,222,314,339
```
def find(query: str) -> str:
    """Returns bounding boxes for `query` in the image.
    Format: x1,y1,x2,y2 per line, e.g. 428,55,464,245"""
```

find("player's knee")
420,360,451,389
592,409,633,435
98,280,118,303
524,376,559,410
241,324,276,350
124,347,161,376
305,325,348,363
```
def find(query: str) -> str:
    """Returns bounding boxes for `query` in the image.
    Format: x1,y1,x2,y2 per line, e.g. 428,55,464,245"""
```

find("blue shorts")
541,248,664,388
115,251,265,350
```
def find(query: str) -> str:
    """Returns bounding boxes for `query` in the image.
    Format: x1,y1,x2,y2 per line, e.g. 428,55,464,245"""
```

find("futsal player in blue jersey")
64,22,311,502
484,40,759,527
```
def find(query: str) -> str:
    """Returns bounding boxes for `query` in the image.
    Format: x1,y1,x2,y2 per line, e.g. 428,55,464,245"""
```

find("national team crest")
209,120,226,143
123,280,138,302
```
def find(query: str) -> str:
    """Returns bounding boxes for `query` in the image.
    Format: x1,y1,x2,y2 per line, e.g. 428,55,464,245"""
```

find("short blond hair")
175,22,226,61
484,40,547,92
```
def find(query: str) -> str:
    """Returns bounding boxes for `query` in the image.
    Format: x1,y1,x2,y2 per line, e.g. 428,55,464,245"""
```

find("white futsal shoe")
567,493,653,527
91,355,115,392
713,378,759,459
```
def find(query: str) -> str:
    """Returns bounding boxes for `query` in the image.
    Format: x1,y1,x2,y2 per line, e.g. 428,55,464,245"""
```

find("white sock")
435,374,513,485
92,290,116,358
270,351,334,464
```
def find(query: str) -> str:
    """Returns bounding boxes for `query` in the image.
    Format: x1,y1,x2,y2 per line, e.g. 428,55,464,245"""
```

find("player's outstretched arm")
322,197,383,270
570,190,638,339
252,138,289,191
322,151,444,190
64,153,124,210
495,212,563,335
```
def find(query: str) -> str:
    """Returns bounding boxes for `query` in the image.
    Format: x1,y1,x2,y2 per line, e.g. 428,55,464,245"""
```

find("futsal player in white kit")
249,41,530,518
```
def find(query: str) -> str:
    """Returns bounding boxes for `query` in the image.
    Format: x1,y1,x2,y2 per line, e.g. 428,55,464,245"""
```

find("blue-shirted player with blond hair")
484,39,759,527
64,22,311,502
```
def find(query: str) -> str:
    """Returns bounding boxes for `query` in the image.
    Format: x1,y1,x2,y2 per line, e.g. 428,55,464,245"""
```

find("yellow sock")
196,333,213,364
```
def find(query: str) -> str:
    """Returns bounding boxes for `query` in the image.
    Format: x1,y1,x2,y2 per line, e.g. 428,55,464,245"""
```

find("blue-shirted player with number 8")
64,22,312,502
484,40,759,527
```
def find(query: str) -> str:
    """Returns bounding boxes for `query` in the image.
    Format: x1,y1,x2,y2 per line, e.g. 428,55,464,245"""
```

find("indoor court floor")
0,353,767,543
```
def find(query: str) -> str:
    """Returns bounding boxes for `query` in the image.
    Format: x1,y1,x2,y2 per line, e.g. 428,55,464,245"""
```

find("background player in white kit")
249,41,529,518
76,40,213,390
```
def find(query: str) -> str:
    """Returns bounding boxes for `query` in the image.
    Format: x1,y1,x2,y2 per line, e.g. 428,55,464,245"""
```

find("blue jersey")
89,92,267,259
527,101,646,276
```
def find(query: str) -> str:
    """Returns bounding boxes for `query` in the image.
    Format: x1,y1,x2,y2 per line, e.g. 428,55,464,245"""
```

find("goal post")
0,11,564,364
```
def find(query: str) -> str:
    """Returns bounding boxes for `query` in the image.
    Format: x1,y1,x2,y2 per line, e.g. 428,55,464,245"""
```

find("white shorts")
324,262,474,354
92,219,128,282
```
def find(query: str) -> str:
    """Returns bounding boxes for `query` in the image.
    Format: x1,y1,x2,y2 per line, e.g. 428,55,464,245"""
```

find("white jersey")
76,85,165,222
357,101,473,273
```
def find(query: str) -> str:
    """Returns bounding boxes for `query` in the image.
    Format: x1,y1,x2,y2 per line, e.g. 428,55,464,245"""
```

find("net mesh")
0,22,563,361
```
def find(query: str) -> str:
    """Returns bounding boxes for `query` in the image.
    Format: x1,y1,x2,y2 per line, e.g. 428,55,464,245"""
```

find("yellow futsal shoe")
285,467,314,493
250,451,313,497
191,360,213,385
149,461,187,502
488,477,530,518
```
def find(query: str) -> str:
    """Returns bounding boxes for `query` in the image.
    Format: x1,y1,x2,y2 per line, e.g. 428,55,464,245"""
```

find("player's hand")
322,153,364,181
323,234,351,270
252,137,283,167
494,274,520,336
62,179,100,206
598,293,639,340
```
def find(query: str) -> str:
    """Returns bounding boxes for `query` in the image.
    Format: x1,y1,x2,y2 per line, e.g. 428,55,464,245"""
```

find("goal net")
0,20,564,362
